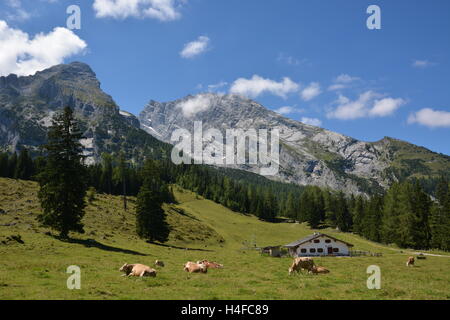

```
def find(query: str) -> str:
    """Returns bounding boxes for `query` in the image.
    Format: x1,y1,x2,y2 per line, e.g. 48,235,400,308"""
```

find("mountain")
1,63,448,195
0,62,169,163
139,93,450,194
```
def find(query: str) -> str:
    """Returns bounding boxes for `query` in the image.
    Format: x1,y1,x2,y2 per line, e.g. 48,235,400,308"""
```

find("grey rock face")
139,93,449,195
0,62,162,163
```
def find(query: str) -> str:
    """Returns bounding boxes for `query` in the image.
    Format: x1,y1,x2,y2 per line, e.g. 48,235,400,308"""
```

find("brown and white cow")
184,262,208,274
119,263,157,277
289,257,315,275
309,266,330,275
196,260,224,269
406,256,415,267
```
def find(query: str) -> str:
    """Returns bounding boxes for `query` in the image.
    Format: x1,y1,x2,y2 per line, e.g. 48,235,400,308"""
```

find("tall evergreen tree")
100,153,113,194
0,153,8,177
352,195,366,235
37,107,87,238
135,159,170,243
15,148,33,180
335,191,352,232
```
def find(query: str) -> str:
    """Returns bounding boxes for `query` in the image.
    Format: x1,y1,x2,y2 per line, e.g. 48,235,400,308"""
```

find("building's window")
314,240,320,243
325,239,331,243
333,248,339,253
301,249,307,253
318,248,324,253
310,248,316,253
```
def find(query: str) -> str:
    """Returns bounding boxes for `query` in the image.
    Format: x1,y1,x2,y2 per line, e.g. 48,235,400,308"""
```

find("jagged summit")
0,62,168,164
1,63,448,195
139,93,450,194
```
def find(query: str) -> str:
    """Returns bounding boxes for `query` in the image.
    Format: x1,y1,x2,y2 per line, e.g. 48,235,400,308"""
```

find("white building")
284,233,354,257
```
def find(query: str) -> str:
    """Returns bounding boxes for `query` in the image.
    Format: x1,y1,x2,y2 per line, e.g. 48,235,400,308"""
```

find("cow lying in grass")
184,261,208,273
120,263,157,277
289,257,315,275
309,266,330,275
196,260,224,269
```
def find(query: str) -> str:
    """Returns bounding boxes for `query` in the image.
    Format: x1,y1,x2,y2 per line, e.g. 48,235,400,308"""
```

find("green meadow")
0,178,449,300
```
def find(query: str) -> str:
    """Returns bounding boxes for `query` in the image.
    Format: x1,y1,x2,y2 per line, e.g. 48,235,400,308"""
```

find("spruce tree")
15,148,33,180
0,153,8,177
136,184,170,243
37,107,87,238
352,195,366,235
135,159,171,243
335,191,352,232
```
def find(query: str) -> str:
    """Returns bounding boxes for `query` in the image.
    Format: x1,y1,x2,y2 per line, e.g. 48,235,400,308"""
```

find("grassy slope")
0,178,449,300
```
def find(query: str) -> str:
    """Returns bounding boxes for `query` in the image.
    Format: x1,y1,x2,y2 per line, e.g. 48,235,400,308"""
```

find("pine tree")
284,192,297,219
0,153,8,177
352,195,366,235
100,153,113,194
335,191,352,232
37,107,87,238
430,180,450,250
8,153,17,178
116,151,128,210
364,195,383,242
136,184,170,243
15,148,33,180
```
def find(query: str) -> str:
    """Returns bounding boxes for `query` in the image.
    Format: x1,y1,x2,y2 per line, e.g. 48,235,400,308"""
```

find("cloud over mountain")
0,20,87,76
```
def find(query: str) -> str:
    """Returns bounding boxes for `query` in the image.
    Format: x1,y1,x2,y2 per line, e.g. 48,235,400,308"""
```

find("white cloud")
408,108,450,128
412,60,435,68
277,53,306,66
93,0,184,21
369,98,406,117
327,91,405,120
176,94,214,117
229,75,299,99
4,0,31,22
301,117,322,127
335,74,360,84
0,20,87,77
300,82,321,101
274,106,304,115
328,74,360,91
207,81,228,92
180,36,210,59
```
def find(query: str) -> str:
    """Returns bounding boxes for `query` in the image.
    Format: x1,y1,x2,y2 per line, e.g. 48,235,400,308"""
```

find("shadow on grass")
48,234,148,256
148,241,214,252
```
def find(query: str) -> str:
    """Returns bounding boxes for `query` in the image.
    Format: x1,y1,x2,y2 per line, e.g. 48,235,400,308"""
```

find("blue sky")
1,0,449,155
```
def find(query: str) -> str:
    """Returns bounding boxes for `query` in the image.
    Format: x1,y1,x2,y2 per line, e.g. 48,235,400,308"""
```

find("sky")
1,0,449,155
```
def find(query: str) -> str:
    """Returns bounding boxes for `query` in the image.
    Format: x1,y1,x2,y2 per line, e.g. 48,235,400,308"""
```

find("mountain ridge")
139,93,450,194
0,62,448,195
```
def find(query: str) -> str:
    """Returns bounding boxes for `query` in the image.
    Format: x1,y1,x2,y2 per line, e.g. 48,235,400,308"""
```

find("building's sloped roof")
284,233,354,248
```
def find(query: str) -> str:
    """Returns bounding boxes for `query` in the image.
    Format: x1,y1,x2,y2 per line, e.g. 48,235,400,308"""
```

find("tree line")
282,180,450,251
1,107,448,250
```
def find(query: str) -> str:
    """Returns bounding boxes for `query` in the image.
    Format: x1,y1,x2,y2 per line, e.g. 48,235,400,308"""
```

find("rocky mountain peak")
139,94,450,195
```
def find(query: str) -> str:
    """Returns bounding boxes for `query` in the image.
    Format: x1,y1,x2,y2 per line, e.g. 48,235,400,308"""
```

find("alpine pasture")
0,178,449,300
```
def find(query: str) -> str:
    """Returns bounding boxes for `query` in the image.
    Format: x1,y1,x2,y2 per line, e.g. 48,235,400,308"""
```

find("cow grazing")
309,266,330,275
155,260,165,267
196,260,224,269
120,263,157,277
184,262,208,274
406,257,415,267
289,257,315,275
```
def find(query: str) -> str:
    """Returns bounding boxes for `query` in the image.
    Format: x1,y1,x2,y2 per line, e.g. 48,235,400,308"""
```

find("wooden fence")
350,250,383,257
